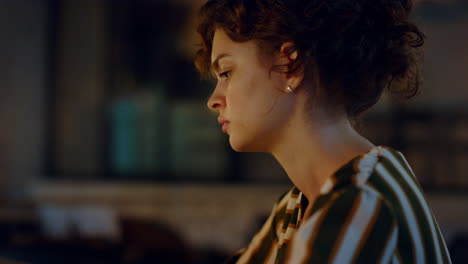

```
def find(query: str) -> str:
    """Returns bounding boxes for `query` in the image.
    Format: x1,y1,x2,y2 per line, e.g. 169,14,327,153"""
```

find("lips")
218,117,230,133
221,123,229,133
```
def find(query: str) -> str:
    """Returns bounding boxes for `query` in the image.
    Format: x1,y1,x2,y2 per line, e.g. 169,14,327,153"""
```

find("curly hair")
194,0,425,117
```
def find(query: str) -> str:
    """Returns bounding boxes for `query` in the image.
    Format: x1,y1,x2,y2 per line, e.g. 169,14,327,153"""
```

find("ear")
278,42,304,92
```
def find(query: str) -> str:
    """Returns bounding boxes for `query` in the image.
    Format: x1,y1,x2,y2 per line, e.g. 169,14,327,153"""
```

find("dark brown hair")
194,0,425,117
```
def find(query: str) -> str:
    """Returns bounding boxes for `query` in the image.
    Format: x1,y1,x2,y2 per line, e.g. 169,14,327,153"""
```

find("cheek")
225,73,255,111
229,75,279,124
225,86,251,129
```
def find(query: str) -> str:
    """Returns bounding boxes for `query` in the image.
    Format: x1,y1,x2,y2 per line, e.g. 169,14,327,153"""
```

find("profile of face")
207,29,297,152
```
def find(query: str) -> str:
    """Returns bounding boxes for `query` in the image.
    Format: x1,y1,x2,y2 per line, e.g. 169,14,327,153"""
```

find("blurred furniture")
0,208,222,264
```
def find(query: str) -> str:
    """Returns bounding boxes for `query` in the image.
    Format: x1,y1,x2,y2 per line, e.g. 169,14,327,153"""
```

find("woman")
194,0,452,263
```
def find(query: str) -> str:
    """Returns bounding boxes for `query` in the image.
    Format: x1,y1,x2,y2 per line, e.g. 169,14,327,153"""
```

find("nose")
207,84,226,112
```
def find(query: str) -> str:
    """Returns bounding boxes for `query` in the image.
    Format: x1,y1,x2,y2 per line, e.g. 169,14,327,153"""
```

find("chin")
229,134,264,152
229,136,247,152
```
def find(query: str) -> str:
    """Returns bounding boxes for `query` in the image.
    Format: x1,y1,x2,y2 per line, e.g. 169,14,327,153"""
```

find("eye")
219,71,231,79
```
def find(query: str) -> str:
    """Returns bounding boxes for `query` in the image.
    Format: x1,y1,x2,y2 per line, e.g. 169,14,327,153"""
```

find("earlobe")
286,65,304,93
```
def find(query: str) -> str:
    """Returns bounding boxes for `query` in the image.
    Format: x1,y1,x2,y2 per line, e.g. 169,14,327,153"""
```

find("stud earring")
286,86,293,93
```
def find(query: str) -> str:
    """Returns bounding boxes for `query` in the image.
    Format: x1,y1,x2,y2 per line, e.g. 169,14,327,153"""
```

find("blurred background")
0,0,467,263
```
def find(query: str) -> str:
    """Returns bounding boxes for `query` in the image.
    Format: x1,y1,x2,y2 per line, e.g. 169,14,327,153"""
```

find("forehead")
211,29,261,63
211,29,233,61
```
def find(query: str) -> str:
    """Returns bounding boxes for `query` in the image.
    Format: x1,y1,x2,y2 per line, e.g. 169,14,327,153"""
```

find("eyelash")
219,71,231,79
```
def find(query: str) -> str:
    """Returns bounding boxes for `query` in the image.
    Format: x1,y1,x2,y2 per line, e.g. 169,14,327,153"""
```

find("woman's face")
207,29,294,152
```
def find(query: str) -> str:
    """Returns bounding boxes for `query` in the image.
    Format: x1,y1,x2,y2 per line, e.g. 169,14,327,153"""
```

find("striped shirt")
226,146,452,264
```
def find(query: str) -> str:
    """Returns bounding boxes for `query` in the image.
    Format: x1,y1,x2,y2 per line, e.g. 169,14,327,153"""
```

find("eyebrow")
211,53,232,74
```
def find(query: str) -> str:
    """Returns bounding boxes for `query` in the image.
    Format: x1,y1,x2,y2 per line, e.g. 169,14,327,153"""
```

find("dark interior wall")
414,12,468,108
0,1,48,199
53,0,108,175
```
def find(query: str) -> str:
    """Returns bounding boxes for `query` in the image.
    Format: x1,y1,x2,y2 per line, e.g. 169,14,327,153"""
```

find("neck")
270,111,374,203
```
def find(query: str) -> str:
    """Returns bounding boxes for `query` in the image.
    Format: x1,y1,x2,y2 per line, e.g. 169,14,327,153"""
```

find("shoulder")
323,145,419,196
369,146,425,199
306,184,397,225
374,146,419,180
